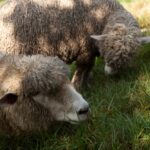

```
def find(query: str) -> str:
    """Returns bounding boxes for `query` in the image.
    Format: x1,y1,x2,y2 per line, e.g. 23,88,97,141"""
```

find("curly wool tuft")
0,53,69,96
98,24,140,70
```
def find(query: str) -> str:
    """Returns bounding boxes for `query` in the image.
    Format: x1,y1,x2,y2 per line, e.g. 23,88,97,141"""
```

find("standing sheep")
0,53,90,135
0,0,149,88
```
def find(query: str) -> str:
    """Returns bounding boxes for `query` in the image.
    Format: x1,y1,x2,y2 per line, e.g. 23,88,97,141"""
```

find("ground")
0,0,150,150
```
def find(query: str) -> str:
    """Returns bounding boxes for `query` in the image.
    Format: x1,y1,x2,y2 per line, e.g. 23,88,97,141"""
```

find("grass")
0,0,150,150
0,0,4,4
121,0,150,29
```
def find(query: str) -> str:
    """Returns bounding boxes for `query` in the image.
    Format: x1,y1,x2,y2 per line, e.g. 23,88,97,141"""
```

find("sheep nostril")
77,107,89,115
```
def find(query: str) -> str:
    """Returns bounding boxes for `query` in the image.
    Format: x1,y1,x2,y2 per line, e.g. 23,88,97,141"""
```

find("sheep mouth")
68,117,88,124
66,114,89,124
68,120,80,124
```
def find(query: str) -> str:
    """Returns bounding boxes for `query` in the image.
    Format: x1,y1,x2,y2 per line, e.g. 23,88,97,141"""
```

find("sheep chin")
104,64,115,75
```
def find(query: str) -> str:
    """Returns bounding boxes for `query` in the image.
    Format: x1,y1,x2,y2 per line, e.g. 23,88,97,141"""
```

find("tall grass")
0,0,150,150
119,0,150,29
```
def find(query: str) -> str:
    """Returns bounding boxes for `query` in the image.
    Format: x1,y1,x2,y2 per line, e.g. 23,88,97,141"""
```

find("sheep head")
91,23,150,75
21,55,90,123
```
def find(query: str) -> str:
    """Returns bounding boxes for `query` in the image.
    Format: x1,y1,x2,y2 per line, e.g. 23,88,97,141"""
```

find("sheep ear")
90,35,106,41
137,36,150,44
0,93,18,106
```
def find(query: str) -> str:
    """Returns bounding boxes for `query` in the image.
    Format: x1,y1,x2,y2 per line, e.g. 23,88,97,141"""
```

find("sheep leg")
72,68,89,89
72,58,95,89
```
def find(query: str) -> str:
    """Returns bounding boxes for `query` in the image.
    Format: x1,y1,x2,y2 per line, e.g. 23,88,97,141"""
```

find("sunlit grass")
0,0,6,6
120,0,150,29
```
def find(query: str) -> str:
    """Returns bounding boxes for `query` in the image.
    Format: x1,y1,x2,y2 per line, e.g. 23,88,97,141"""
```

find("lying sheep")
0,0,150,88
0,53,90,135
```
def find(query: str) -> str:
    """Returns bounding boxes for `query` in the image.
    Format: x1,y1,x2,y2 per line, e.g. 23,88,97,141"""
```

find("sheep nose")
77,105,90,115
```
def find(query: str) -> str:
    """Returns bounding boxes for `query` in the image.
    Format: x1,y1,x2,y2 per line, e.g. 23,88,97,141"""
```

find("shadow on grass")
0,122,86,150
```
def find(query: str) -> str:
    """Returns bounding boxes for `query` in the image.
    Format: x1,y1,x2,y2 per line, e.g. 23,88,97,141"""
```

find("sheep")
0,0,149,88
91,23,141,75
0,52,90,135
